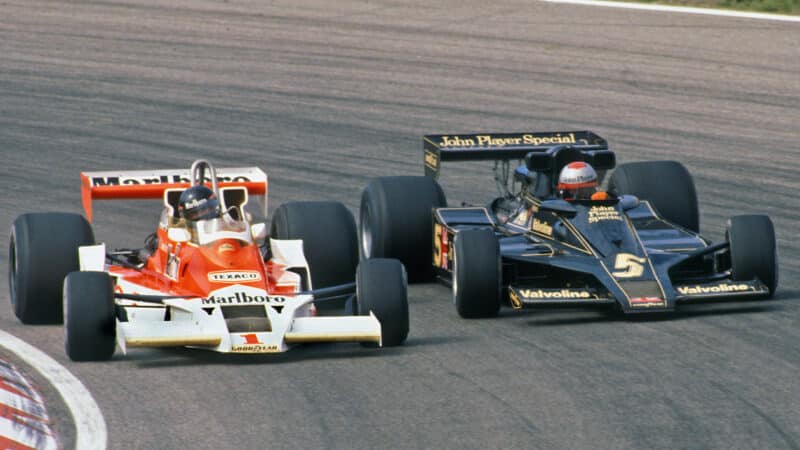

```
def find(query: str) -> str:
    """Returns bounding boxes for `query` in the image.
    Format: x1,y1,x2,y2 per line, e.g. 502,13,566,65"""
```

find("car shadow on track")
517,309,623,327
514,299,787,327
124,334,469,368
637,302,785,321
126,344,391,368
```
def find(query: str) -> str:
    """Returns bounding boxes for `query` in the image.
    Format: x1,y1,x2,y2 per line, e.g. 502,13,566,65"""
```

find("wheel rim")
360,206,373,259
773,234,779,291
725,229,736,278
452,243,458,304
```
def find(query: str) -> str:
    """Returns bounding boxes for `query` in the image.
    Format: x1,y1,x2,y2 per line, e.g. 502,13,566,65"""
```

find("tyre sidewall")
356,258,409,346
453,229,500,318
359,181,391,260
9,220,28,320
359,176,445,282
9,213,94,324
64,271,116,361
610,161,699,233
727,215,777,296
271,201,358,290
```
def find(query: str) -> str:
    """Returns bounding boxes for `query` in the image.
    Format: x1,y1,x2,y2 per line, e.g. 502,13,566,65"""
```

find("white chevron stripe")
0,415,58,450
0,331,107,450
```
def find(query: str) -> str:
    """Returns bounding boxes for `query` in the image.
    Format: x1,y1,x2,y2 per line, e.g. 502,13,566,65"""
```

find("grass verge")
621,0,800,14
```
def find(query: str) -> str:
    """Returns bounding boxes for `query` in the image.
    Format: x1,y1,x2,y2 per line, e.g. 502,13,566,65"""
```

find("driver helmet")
557,161,598,200
178,185,220,221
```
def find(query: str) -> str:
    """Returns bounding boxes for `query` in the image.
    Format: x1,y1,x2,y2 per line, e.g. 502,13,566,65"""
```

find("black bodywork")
426,132,769,313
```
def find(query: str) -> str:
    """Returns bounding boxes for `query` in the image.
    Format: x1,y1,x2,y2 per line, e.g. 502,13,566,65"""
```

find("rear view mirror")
513,166,535,184
619,194,639,211
167,228,191,243
251,223,267,241
525,152,553,172
588,150,616,171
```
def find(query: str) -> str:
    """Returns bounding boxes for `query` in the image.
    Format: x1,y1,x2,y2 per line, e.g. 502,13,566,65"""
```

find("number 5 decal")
433,223,450,269
612,253,646,278
433,223,443,267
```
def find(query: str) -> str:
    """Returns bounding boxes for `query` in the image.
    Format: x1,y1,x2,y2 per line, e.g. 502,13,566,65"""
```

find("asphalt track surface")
1,1,799,448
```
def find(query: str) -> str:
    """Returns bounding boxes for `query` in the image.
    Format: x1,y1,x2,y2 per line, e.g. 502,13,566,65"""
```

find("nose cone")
201,239,248,267
181,240,266,295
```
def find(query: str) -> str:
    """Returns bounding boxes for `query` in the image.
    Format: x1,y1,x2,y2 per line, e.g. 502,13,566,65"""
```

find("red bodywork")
79,167,292,299
110,227,298,298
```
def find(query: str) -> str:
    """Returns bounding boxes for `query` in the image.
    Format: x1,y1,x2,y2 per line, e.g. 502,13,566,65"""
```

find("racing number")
612,253,646,278
241,333,263,344
433,223,443,267
433,223,451,269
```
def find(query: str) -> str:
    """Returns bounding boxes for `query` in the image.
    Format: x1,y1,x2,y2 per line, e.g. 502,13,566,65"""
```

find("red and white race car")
9,160,408,361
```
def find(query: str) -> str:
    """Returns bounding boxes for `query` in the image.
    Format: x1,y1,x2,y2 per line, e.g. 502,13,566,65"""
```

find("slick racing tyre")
609,161,699,233
271,201,358,290
356,258,409,347
453,229,500,318
360,176,446,282
9,212,95,324
64,271,116,361
727,214,778,297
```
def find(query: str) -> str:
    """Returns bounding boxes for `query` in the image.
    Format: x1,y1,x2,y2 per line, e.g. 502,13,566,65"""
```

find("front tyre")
64,271,116,361
727,214,778,297
356,258,409,347
453,229,500,318
9,212,94,324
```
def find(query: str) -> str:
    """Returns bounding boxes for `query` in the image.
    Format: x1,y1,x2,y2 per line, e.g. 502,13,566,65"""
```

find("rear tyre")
64,271,116,361
356,258,409,347
270,201,358,290
9,213,94,324
360,176,446,282
727,214,778,297
609,161,699,233
453,229,500,318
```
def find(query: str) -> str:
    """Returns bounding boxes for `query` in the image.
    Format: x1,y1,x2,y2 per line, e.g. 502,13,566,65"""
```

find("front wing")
505,252,770,312
116,296,382,354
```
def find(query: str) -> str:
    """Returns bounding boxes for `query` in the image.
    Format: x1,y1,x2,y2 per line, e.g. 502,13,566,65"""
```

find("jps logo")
612,253,646,278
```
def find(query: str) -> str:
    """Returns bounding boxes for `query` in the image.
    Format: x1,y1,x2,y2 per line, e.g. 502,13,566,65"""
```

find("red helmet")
557,162,598,200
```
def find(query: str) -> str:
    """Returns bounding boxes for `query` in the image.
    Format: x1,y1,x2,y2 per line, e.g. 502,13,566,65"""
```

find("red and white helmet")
557,161,598,200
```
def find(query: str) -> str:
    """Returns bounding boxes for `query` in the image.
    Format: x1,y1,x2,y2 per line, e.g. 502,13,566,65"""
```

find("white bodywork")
79,244,106,271
78,240,382,355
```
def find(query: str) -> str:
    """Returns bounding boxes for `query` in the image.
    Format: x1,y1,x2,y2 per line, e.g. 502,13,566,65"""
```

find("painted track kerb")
542,0,800,22
0,330,107,450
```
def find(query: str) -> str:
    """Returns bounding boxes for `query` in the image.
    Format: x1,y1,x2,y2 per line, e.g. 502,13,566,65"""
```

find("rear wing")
423,131,607,179
80,167,267,222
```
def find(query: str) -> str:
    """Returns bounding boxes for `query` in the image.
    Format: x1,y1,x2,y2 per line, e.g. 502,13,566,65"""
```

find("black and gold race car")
359,131,777,318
